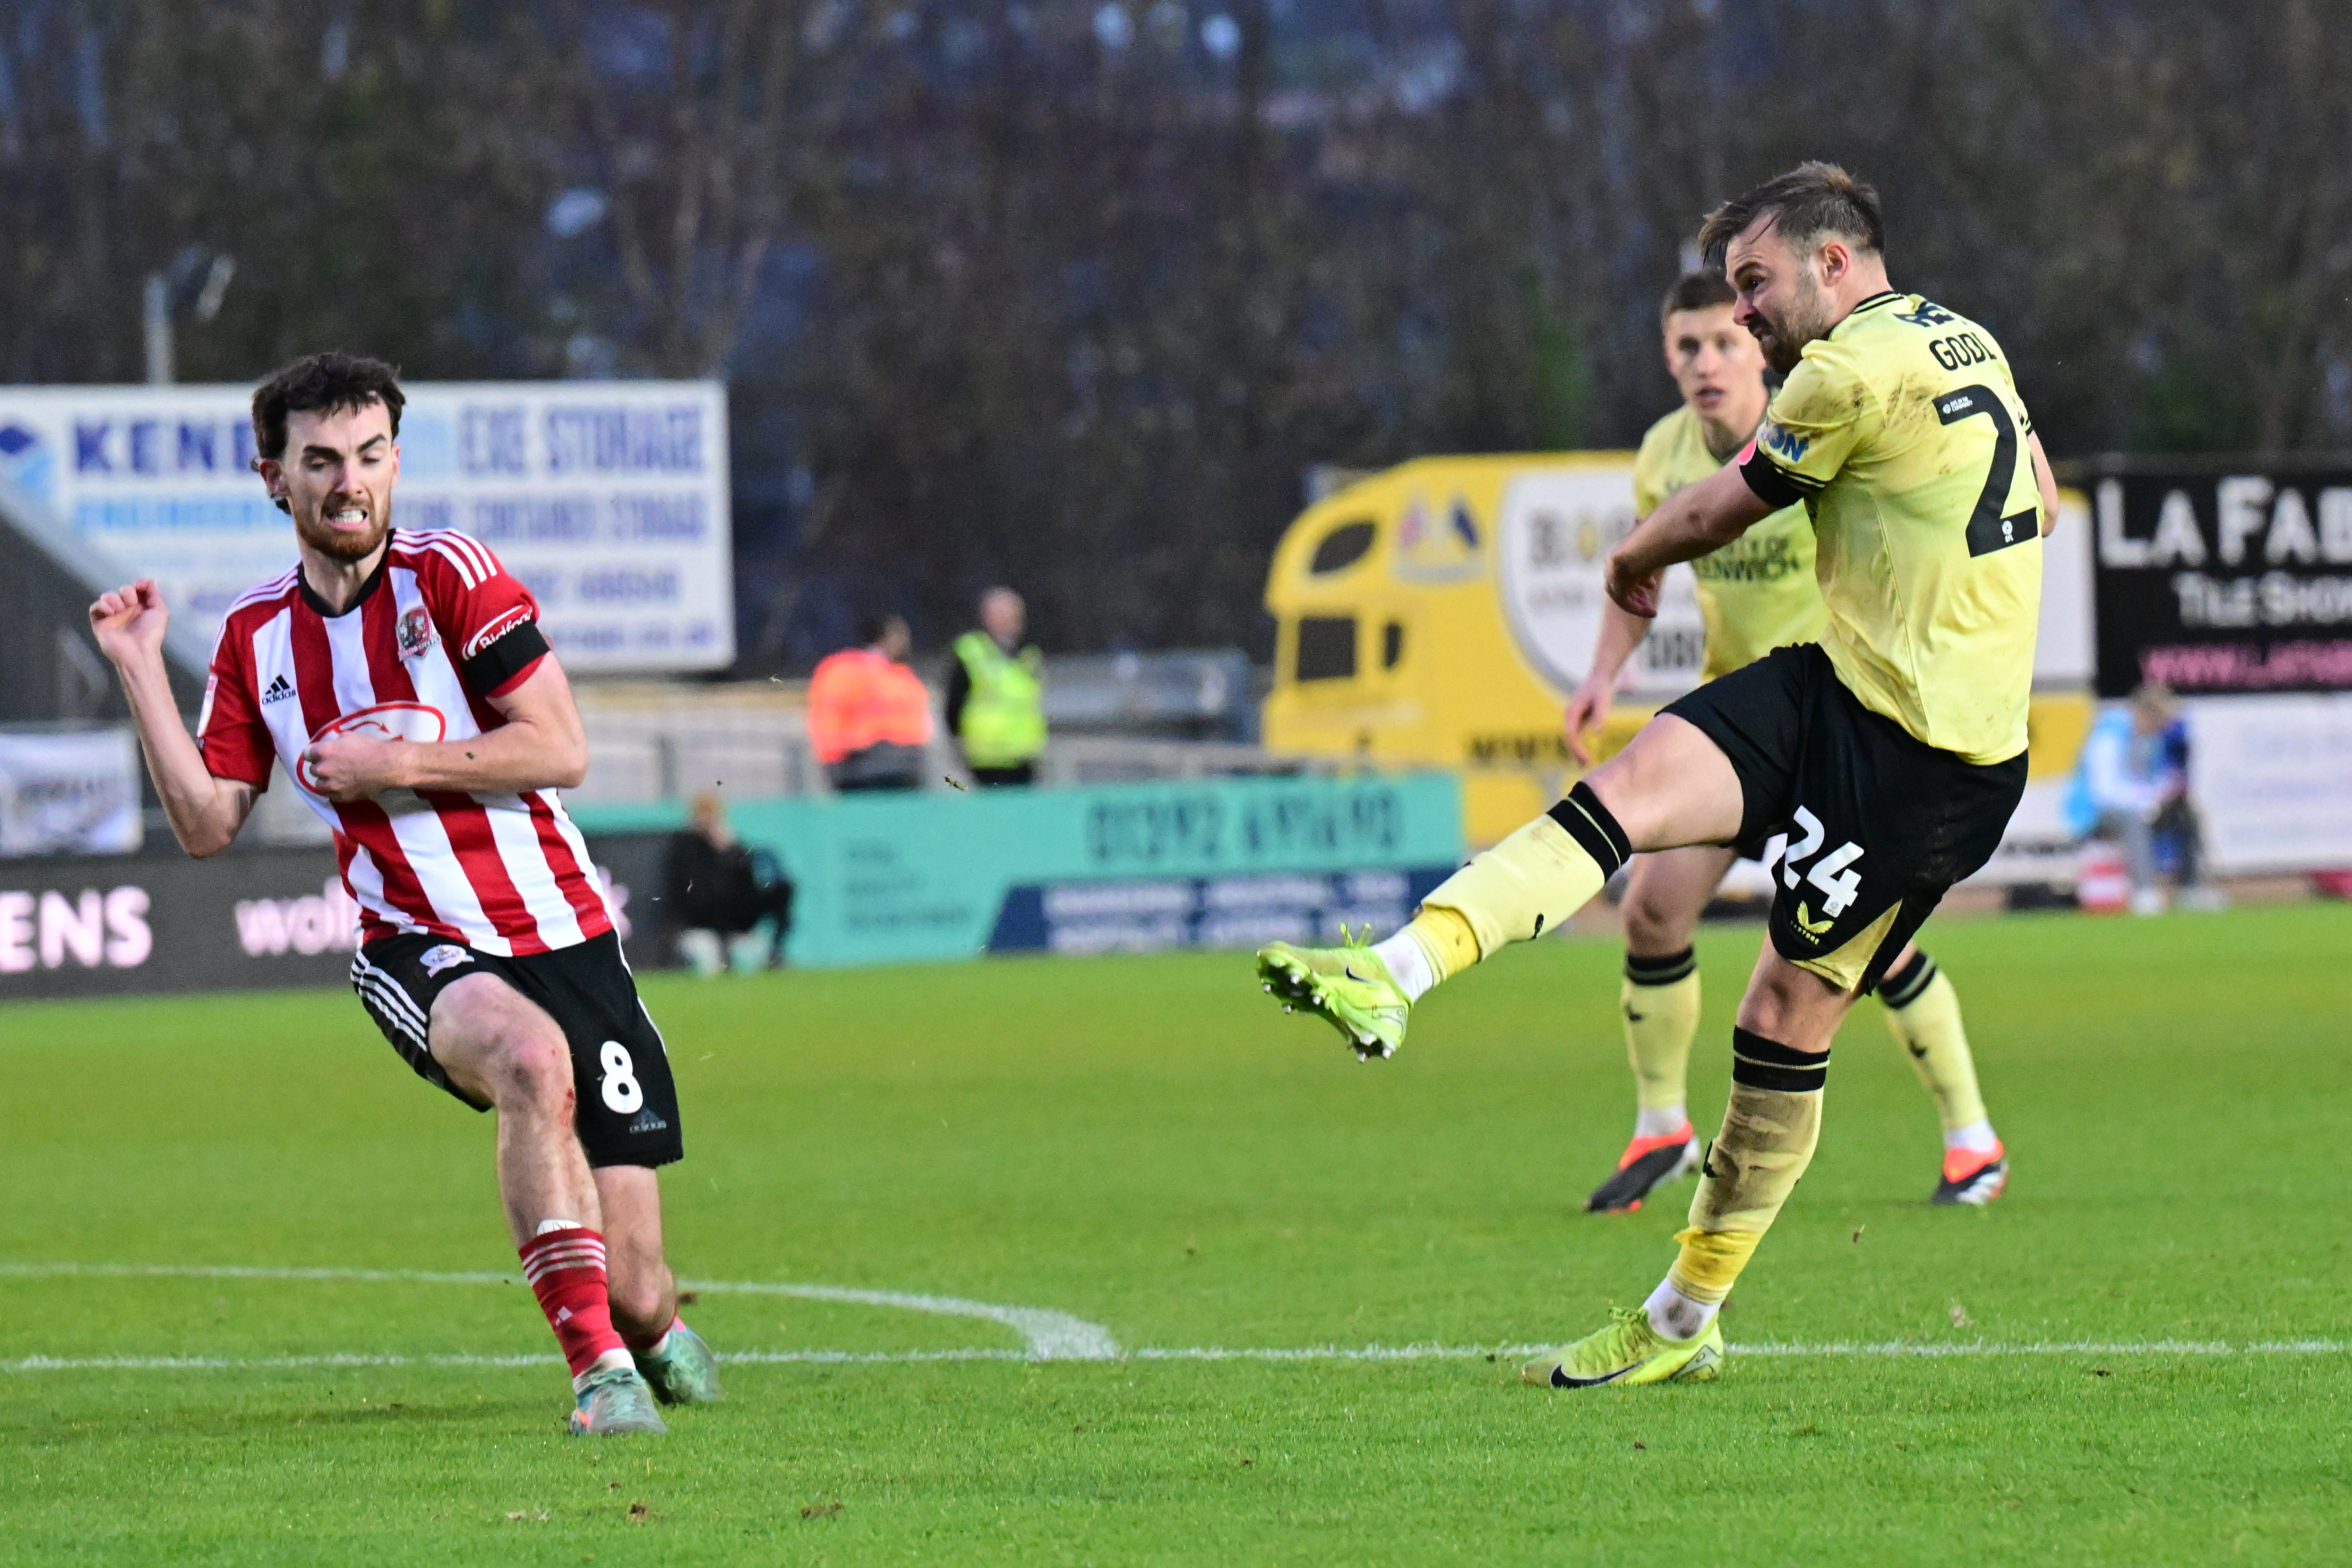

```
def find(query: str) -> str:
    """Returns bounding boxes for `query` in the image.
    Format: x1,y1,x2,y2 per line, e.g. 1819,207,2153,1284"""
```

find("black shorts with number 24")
1664,643,2027,995
351,928,684,1168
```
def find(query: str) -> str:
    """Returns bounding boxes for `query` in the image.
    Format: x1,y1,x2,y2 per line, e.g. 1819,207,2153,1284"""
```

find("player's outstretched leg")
430,974,667,1436
1527,949,1849,1389
1877,946,2007,1205
601,1166,724,1405
1256,780,1635,1057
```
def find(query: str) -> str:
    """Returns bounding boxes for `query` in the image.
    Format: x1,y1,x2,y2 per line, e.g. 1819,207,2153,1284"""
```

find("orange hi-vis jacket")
807,647,936,764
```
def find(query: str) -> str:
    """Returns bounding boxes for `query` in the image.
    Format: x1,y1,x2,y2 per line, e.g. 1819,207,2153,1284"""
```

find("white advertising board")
0,728,142,856
2183,694,2352,874
1494,464,1704,702
0,381,732,674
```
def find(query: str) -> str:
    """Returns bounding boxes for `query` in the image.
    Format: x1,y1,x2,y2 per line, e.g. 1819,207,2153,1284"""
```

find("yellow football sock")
1417,782,1631,964
1665,1029,1827,1305
1878,951,1986,1132
1398,905,1480,985
1622,949,1701,1114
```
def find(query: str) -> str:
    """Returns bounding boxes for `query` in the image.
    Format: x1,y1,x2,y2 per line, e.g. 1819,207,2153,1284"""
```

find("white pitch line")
1130,1339,2351,1362
0,1265,2338,1371
0,1261,1121,1362
4,1340,2345,1375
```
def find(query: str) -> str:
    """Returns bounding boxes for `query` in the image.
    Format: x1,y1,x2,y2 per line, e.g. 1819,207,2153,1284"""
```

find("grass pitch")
3,902,2349,1565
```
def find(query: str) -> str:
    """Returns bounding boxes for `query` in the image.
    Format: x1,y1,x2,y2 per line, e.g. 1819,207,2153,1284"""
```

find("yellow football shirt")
1745,292,2043,765
1633,404,1824,680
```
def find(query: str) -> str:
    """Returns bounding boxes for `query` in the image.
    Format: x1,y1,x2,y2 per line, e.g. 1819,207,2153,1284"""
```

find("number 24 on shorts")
1781,806,1863,917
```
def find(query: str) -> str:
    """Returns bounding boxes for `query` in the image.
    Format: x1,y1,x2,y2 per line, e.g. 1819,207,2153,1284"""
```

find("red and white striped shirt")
197,528,614,957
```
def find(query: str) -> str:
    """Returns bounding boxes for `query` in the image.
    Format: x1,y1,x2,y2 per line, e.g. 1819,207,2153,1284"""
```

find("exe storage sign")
0,381,733,674
2087,460,2352,696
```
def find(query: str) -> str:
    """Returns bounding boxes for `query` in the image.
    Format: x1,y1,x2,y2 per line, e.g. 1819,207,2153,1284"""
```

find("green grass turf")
2,902,2349,1565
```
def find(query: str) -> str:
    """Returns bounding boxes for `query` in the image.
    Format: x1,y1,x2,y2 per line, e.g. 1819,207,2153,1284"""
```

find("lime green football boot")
1519,1306,1725,1388
1255,932,1412,1060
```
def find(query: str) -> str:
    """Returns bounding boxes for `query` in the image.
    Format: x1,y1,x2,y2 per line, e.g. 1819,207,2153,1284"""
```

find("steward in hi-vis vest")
947,587,1047,785
808,613,934,792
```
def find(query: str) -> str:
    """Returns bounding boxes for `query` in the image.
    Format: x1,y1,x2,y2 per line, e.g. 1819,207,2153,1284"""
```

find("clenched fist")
299,735,412,803
89,579,170,668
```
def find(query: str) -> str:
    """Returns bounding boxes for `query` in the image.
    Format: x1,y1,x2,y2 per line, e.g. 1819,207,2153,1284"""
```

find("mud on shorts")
350,928,683,1168
1663,642,2027,994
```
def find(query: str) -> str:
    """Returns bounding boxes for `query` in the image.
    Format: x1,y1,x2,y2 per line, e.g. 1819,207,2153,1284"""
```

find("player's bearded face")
294,486,392,562
278,403,398,563
1748,266,1834,376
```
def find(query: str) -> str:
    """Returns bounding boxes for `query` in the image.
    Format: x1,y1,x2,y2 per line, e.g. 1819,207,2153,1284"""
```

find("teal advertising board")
573,771,1463,968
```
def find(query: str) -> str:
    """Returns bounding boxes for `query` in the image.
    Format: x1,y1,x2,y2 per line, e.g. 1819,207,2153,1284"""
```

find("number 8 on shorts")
599,1040,644,1114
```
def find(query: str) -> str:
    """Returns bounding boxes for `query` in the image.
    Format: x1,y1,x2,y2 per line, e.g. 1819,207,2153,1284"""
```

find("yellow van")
1262,454,2093,846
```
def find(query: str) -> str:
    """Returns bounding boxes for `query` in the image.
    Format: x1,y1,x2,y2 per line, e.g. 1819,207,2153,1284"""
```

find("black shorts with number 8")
1664,642,2028,995
352,928,684,1168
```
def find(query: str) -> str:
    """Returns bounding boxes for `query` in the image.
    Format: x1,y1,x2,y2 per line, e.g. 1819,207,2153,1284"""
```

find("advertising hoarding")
2182,694,2352,874
0,729,142,856
0,773,1465,997
0,381,733,674
0,839,655,1001
2088,463,2352,696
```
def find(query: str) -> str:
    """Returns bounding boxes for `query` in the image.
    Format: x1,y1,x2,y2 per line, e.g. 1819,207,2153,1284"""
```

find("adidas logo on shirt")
261,673,295,704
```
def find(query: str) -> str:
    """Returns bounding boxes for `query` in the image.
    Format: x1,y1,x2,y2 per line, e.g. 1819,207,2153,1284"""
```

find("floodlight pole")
143,272,174,385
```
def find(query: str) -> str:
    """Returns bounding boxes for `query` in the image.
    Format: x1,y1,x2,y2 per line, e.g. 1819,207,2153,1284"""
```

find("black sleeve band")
1877,950,1939,1008
460,617,551,697
1548,780,1633,877
1625,947,1698,986
1739,447,1809,509
1730,1027,1829,1092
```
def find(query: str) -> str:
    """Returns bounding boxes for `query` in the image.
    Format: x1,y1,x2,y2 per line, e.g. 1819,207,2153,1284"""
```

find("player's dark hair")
1698,162,1884,269
1660,270,1737,321
250,351,406,462
858,610,903,646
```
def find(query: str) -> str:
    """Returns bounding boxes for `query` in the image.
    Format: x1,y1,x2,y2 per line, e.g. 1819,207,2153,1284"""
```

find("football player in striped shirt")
1564,271,2007,1216
89,353,717,1436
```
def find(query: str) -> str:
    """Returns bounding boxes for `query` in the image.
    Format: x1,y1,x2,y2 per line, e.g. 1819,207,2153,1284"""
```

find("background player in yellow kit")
1563,272,2008,1214
1256,162,2058,1388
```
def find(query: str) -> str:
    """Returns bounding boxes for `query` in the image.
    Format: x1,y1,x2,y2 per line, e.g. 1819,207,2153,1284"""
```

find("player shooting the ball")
88,353,718,1436
1254,163,2057,1388
1567,269,2011,1216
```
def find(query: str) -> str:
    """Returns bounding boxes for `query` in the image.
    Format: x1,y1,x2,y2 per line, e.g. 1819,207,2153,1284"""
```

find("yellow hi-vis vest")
953,631,1047,767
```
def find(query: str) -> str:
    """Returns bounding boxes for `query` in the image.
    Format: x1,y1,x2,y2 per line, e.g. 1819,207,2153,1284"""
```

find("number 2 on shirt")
1934,384,2038,558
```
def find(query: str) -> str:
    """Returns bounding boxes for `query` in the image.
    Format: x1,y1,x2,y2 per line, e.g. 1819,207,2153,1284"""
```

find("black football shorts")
1664,642,2027,994
351,929,683,1168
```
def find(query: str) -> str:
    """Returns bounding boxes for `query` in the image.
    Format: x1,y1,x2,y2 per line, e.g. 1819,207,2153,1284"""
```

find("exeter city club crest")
397,606,437,660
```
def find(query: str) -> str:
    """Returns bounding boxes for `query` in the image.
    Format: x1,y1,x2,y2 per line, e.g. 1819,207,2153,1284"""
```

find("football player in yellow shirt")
1562,271,2007,1217
1254,162,2057,1388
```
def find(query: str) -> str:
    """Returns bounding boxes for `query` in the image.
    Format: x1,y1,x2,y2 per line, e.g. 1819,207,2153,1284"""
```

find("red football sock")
518,1226,628,1378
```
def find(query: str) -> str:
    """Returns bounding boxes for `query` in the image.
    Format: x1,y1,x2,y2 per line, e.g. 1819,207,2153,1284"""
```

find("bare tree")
559,1,811,378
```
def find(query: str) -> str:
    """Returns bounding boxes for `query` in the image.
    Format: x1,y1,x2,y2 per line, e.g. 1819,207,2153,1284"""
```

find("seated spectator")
2064,682,2224,915
666,791,796,975
808,613,934,792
